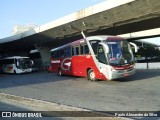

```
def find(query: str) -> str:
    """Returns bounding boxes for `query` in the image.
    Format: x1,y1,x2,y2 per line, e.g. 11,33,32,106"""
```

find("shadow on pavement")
113,69,160,82
0,71,73,89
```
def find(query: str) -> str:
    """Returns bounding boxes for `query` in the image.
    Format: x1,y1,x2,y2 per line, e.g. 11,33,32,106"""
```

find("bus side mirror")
129,42,138,53
31,60,34,66
17,62,19,66
99,43,109,54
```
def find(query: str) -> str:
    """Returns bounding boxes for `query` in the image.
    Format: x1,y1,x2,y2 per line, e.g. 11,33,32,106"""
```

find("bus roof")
50,35,124,52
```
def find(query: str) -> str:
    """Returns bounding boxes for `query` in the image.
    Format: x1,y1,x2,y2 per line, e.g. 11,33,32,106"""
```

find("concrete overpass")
0,0,160,66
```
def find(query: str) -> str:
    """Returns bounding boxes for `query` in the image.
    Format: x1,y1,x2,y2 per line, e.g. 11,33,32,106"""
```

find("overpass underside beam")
40,0,160,40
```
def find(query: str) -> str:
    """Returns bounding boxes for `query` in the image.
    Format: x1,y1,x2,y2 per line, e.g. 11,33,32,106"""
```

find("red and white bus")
50,35,137,81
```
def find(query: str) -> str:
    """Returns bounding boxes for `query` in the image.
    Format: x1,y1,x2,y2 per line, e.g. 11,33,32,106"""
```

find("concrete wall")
136,63,160,69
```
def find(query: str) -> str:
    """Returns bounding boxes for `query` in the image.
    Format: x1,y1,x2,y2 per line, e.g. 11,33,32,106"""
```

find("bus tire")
58,68,63,76
87,69,97,81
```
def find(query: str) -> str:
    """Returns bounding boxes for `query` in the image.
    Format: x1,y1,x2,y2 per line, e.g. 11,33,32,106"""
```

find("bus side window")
5,59,14,64
72,47,76,56
84,44,89,54
98,46,107,64
65,47,71,57
54,51,59,58
72,46,80,56
75,46,80,55
51,51,55,58
60,50,64,58
15,59,18,67
91,43,98,56
80,45,84,55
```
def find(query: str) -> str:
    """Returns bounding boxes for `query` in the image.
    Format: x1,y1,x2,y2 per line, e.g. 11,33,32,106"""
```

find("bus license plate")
124,74,129,76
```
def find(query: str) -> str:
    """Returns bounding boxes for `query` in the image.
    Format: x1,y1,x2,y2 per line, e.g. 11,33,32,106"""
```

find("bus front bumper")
109,68,135,80
17,68,32,73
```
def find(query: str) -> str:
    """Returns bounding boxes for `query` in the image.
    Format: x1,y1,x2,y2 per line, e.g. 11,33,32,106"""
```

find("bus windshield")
106,41,134,66
18,58,32,69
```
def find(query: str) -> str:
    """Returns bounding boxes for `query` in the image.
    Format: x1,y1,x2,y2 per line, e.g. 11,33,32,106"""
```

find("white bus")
0,56,33,74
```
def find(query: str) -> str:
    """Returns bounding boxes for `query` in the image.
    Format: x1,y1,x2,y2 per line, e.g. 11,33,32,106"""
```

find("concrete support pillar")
35,44,51,69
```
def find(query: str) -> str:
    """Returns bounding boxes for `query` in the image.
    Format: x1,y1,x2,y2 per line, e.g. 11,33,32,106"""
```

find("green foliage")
136,46,160,59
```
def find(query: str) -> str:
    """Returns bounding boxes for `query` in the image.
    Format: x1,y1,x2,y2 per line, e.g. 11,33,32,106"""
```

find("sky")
0,0,160,45
0,0,104,39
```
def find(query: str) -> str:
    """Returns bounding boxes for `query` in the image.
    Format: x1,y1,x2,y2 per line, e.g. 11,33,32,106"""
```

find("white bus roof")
30,49,39,54
50,35,124,52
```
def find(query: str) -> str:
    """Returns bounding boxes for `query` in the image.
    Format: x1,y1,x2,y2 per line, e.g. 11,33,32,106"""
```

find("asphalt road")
0,70,160,113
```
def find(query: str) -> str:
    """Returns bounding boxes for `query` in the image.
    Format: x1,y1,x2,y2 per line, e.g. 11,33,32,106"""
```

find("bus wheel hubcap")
90,72,95,80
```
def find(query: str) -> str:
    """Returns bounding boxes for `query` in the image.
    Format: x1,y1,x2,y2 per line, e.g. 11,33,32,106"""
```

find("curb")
0,92,86,111
0,92,131,119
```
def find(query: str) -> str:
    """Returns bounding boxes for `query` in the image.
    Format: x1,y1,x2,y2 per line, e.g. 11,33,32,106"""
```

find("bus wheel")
58,68,63,76
87,69,97,81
